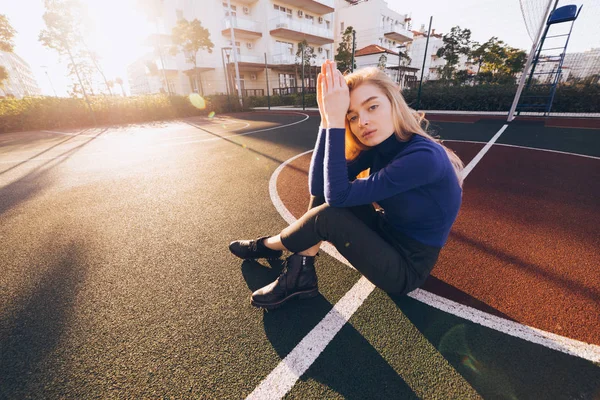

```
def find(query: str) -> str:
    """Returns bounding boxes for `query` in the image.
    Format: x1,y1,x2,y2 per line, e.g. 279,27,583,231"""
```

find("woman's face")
346,83,395,146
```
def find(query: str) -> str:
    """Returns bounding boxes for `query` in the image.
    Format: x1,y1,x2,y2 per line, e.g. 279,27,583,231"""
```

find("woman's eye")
349,116,357,122
369,105,378,111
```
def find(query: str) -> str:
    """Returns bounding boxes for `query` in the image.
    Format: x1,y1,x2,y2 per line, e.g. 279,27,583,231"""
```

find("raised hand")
320,61,350,129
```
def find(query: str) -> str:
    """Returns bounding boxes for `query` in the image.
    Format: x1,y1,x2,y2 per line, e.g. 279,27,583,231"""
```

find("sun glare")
189,94,207,110
81,0,155,78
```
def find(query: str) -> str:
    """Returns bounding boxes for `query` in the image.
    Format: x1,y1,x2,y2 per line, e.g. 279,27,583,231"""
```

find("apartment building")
406,26,445,81
333,0,412,55
128,0,336,97
0,51,42,99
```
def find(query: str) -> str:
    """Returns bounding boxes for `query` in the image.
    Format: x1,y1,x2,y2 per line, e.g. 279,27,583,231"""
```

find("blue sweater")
308,127,462,247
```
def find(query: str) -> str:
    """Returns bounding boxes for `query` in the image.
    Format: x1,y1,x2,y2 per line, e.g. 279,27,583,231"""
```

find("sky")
2,0,597,97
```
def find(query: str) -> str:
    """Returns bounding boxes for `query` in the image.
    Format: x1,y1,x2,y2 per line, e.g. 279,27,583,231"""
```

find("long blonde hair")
343,67,464,187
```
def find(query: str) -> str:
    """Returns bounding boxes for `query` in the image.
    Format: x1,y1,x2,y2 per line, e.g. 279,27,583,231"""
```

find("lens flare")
208,111,216,118
189,93,206,110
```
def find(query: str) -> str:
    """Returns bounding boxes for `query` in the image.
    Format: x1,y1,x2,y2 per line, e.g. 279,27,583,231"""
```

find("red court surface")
277,141,600,346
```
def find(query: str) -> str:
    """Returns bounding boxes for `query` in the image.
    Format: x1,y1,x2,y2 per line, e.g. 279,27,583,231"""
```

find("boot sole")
250,288,319,310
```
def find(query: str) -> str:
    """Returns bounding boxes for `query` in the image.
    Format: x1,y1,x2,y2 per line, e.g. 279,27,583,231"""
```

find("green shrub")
0,93,253,134
401,83,600,112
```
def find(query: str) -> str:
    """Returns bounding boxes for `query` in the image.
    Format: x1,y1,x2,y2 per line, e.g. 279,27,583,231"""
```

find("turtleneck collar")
375,132,412,157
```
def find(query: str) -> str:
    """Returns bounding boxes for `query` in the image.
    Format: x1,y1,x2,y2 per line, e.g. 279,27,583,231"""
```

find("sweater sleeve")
324,128,445,207
308,127,327,196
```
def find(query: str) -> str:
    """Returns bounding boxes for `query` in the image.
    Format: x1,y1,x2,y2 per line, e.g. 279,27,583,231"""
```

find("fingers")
328,62,336,89
318,72,327,93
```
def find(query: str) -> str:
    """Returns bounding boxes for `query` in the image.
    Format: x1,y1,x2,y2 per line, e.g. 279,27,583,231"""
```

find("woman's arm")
308,126,327,196
324,128,445,207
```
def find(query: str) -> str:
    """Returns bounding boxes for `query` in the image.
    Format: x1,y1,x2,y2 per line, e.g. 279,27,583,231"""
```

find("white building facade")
0,51,42,99
332,0,412,62
128,0,337,97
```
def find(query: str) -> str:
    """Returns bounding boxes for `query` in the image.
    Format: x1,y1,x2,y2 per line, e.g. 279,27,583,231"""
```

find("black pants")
280,196,441,295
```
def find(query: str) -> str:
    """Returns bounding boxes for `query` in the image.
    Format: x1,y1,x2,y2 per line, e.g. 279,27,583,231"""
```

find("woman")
230,60,464,309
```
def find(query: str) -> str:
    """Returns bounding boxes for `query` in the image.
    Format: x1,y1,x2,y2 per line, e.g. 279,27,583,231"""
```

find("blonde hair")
343,67,464,187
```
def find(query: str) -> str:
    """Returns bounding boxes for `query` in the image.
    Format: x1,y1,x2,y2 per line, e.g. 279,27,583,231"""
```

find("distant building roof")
355,44,400,56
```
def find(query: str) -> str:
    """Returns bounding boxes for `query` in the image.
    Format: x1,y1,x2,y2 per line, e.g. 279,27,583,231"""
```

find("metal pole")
351,29,356,72
221,48,232,112
221,48,231,96
265,52,270,110
227,0,243,108
416,16,433,111
301,44,305,110
507,0,556,121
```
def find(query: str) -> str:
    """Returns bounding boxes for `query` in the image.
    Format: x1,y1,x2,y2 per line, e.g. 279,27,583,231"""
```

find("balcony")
218,0,258,4
222,17,263,39
269,53,328,67
270,53,296,65
269,17,334,45
383,25,413,43
275,0,334,14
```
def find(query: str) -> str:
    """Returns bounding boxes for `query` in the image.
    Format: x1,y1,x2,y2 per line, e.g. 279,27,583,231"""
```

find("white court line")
254,125,600,399
461,124,507,179
444,139,600,161
0,114,308,165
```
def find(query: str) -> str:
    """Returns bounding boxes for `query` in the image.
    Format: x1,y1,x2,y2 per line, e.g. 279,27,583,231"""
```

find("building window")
223,3,236,17
326,49,330,59
274,4,292,17
341,22,344,32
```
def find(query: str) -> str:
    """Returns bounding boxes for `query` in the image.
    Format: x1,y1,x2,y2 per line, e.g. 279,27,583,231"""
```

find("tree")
85,47,113,95
479,37,527,83
436,26,472,82
377,54,387,70
170,18,214,95
295,39,317,89
0,14,16,52
335,26,356,73
470,41,488,75
0,14,16,88
39,0,96,115
115,77,126,96
396,47,411,86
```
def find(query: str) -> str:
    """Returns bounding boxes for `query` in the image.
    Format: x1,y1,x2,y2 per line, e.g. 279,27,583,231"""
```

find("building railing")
269,53,329,65
273,86,316,95
383,24,413,41
222,17,262,33
268,16,333,40
236,54,264,64
243,89,265,97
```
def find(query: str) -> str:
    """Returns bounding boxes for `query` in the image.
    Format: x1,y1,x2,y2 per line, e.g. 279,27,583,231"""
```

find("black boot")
229,236,283,260
251,254,319,309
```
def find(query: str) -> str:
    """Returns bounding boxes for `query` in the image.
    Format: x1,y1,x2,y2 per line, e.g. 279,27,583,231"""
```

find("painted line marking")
461,124,507,179
246,277,375,400
444,139,600,160
258,123,600,399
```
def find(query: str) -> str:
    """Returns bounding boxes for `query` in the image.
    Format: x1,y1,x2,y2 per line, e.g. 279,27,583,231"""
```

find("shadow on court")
241,260,418,399
0,240,88,399
390,295,600,400
0,129,108,218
